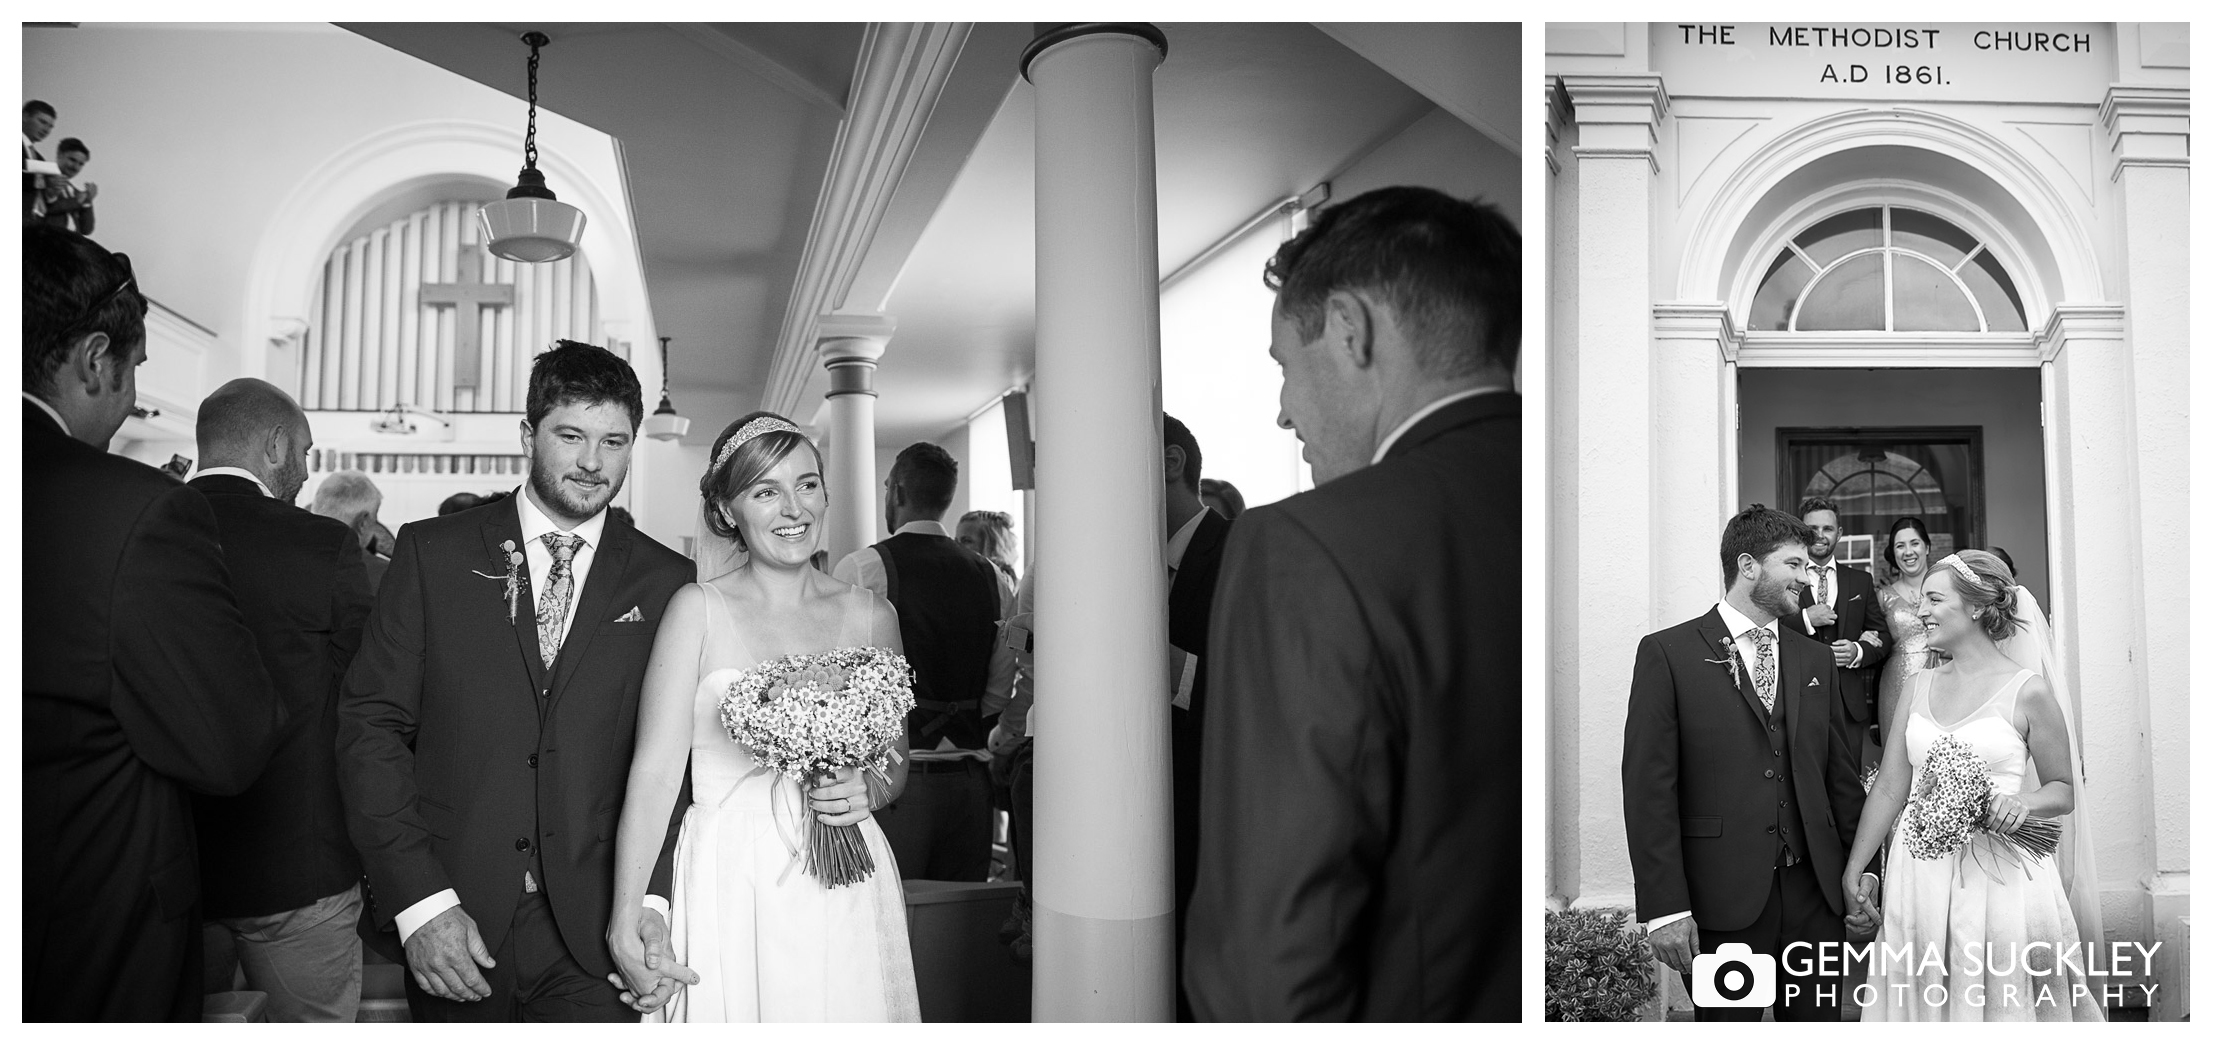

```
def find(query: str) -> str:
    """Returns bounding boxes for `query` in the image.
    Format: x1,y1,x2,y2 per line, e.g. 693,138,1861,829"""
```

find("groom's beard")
1751,570,1800,619
531,463,623,521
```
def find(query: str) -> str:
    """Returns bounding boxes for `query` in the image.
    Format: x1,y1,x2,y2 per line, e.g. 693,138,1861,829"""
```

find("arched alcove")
1680,108,2102,317
239,119,653,386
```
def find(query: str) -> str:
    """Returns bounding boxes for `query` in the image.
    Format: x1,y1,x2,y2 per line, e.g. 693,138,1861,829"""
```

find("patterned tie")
537,533,583,668
1747,627,1777,712
1816,565,1829,608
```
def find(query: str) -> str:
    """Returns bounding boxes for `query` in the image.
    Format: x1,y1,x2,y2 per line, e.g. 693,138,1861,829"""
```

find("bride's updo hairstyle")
1940,548,2022,643
701,411,821,551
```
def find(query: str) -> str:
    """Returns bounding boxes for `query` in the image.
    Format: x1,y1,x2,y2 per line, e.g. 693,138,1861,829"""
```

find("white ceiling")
347,23,1515,451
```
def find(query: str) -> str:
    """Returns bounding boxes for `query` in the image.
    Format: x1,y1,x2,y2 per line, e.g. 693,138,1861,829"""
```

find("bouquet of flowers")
720,647,915,887
1902,732,2061,864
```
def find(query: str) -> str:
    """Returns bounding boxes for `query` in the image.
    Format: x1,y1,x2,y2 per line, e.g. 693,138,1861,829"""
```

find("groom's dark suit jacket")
1780,564,1891,732
1186,392,1517,1022
1623,609,1865,931
22,410,286,1021
337,495,691,980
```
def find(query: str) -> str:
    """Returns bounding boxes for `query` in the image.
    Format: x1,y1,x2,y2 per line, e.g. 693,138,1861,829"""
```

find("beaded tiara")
1937,553,1979,585
709,416,803,475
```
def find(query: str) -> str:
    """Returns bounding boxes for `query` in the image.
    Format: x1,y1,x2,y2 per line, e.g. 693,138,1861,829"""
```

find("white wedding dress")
648,584,920,1022
1861,668,2102,1022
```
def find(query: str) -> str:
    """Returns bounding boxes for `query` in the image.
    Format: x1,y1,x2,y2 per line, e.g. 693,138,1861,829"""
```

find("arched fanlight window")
1748,206,2027,333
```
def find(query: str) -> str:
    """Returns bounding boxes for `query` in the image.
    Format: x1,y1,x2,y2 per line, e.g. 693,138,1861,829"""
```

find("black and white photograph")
1544,22,2189,1022
17,20,1519,1024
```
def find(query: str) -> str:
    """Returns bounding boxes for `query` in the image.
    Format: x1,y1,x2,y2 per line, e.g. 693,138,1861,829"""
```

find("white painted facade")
1546,23,2189,1016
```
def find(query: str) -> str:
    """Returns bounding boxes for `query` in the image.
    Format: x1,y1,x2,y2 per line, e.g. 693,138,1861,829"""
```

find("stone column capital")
2034,303,2129,361
1021,23,1167,82
1560,73,1668,164
816,314,895,397
2098,84,2190,178
1651,301,1742,361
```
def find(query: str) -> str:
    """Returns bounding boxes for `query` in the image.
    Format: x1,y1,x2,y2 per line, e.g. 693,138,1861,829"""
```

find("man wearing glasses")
22,224,289,1020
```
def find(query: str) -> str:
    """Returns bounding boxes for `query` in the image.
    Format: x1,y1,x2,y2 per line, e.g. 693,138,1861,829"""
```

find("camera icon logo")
1691,942,1776,1008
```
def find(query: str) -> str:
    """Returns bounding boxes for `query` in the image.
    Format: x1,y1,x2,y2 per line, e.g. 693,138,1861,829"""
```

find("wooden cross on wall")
421,248,514,390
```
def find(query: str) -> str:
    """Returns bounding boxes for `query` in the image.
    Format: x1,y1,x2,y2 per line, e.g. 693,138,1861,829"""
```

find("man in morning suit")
22,223,288,1020
1184,186,1519,1020
1159,413,1233,1022
188,379,375,1021
833,441,1014,881
336,341,694,1021
1779,496,1891,770
1623,506,1867,1020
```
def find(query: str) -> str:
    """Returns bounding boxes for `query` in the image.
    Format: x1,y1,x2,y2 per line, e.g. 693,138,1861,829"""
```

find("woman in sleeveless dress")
1842,550,2102,1021
607,412,921,1022
1874,517,1935,747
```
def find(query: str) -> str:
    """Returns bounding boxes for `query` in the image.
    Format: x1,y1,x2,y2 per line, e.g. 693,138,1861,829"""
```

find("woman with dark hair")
1198,478,1245,522
608,411,920,1021
1874,517,1936,742
1844,549,2103,1021
955,509,1019,587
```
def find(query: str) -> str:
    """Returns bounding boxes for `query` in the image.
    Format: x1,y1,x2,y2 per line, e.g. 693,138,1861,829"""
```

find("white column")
1651,303,1737,622
816,314,894,568
1025,23,1174,1022
2100,75,2191,1018
1560,73,1666,911
2040,306,2152,948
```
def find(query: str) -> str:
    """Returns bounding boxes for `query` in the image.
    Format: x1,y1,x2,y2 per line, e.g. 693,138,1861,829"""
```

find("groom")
338,341,695,1021
1622,505,1865,1020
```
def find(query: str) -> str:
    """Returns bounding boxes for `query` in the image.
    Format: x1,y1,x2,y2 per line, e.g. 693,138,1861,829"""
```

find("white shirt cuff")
1171,648,1198,711
395,889,461,944
1645,910,1693,933
641,895,670,920
1847,644,1864,669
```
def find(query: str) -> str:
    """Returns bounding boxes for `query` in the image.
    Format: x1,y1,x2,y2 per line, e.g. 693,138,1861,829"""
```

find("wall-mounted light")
479,31,586,264
643,336,691,441
370,403,457,442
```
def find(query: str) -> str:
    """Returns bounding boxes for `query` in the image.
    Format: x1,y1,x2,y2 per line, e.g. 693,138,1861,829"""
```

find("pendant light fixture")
642,336,692,441
479,31,585,264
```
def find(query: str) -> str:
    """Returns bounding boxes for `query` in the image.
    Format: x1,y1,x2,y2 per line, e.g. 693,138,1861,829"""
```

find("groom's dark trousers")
1624,609,1865,1021
338,495,693,1022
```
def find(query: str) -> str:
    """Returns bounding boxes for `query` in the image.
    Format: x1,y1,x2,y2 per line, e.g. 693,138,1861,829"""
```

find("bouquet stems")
806,819,876,888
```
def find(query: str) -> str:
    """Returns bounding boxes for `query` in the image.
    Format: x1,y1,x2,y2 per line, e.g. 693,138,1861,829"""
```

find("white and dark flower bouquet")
720,647,915,887
1902,732,2061,865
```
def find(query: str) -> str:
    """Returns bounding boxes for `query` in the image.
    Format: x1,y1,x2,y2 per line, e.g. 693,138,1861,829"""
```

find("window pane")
1795,208,1883,267
1889,209,1976,271
1749,250,1812,332
1892,256,1981,331
1961,250,2029,331
1794,254,1885,330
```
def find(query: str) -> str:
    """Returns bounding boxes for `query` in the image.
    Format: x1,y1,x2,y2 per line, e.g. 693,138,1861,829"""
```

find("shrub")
1545,906,1659,1021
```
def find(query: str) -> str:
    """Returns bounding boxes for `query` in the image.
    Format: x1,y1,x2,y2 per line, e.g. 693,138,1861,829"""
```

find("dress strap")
1994,667,2036,720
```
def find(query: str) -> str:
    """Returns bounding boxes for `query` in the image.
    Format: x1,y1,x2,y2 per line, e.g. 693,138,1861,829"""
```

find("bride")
606,411,921,1022
1842,549,2103,1021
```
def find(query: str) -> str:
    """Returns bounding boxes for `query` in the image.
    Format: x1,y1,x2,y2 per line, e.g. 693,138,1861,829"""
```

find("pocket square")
1807,677,1822,687
614,606,645,623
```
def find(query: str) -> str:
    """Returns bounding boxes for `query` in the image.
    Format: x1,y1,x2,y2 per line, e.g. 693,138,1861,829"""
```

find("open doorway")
1737,368,2047,603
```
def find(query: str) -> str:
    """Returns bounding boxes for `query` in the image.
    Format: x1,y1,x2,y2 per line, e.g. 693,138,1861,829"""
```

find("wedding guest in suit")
1160,413,1233,1022
25,100,57,220
438,491,483,516
1624,506,1867,1021
1185,187,1519,1020
833,442,1013,881
23,224,287,1021
337,341,694,1021
312,469,391,594
41,137,96,233
1780,496,1892,768
1197,478,1244,522
189,379,375,1022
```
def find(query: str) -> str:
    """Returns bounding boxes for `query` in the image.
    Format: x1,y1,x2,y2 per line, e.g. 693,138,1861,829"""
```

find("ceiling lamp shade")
481,31,584,264
643,336,691,441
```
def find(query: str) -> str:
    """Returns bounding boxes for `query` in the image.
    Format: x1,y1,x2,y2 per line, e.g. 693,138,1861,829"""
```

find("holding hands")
606,907,698,1013
1843,872,1882,935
